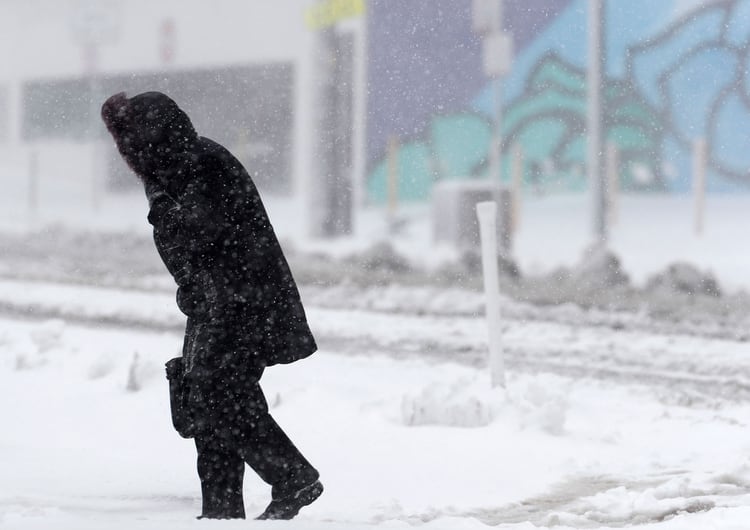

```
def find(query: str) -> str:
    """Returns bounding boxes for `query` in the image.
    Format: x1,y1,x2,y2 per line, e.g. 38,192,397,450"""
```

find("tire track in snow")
396,469,750,527
1,279,750,402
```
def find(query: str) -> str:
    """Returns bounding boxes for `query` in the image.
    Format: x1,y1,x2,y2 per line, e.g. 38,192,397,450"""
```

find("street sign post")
70,0,120,46
70,0,120,212
472,0,514,256
305,0,365,30
472,0,502,35
307,0,365,238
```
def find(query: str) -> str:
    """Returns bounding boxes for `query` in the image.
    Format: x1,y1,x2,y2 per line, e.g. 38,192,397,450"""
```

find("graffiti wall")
366,0,750,202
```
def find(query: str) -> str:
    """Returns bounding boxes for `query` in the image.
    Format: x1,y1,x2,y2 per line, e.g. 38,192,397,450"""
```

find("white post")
693,138,707,236
476,201,505,388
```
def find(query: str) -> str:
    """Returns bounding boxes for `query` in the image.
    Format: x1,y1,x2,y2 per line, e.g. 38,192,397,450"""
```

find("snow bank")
401,374,568,434
401,378,505,428
544,460,750,527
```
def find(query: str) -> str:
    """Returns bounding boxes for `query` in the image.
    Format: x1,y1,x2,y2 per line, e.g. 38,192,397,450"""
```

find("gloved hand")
165,356,184,380
144,178,166,205
144,178,179,220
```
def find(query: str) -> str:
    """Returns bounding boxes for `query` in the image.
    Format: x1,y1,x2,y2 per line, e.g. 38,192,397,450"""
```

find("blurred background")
1,0,749,300
8,4,750,526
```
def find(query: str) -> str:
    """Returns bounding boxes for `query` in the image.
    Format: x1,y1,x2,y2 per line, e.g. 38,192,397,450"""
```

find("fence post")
476,201,506,388
386,135,399,233
692,138,707,236
511,143,523,233
497,187,513,258
28,150,39,215
606,140,619,227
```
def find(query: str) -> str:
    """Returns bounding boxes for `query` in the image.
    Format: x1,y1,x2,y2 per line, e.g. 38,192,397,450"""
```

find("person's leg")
195,317,321,518
195,434,246,519
234,384,319,500
244,411,320,499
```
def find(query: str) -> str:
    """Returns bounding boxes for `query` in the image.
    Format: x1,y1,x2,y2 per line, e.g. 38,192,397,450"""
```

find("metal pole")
86,44,101,212
485,1,510,256
587,0,607,244
492,1,503,180
311,25,337,237
352,2,368,215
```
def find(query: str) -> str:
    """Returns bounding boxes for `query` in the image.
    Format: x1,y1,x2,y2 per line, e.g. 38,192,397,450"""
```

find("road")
1,277,748,405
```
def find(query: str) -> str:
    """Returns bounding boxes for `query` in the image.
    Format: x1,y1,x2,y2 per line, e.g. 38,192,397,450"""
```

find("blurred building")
0,0,367,227
3,0,750,231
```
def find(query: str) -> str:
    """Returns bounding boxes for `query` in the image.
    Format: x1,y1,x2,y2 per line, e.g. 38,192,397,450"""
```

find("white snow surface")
2,279,750,528
3,191,750,527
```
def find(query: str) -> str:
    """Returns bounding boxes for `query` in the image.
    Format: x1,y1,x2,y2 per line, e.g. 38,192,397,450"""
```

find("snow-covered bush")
573,245,630,290
459,250,520,280
14,350,46,371
125,352,160,392
13,320,66,370
348,241,413,275
645,262,722,297
87,354,117,380
29,319,65,352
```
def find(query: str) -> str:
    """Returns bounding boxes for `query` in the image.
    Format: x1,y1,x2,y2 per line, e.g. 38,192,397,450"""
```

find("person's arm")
146,169,226,253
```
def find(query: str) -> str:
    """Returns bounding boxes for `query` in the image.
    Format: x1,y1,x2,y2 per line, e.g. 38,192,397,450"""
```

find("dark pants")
182,318,319,519
194,384,319,519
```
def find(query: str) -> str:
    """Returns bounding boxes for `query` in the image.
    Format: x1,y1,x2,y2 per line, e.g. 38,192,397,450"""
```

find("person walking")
101,91,322,520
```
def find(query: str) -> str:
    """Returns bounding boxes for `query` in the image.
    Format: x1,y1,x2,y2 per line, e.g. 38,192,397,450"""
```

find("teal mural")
367,114,493,203
367,0,750,202
499,53,663,192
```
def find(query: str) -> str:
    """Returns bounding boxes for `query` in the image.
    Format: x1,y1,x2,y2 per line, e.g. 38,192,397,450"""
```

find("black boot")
255,480,324,520
195,435,246,519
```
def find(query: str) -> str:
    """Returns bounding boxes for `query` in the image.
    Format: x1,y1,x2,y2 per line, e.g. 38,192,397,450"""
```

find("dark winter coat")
101,91,317,374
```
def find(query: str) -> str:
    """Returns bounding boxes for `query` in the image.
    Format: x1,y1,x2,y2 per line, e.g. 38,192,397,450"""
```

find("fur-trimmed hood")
101,91,198,184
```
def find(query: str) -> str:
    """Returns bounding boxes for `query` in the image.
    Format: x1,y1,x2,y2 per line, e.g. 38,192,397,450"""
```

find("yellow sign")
305,0,365,30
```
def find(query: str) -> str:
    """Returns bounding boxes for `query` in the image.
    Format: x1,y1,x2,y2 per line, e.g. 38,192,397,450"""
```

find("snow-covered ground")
3,190,750,528
2,278,750,400
2,279,750,528
4,313,750,530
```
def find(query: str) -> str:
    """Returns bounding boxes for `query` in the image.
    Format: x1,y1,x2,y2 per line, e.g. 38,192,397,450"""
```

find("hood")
101,91,198,183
